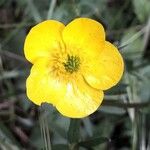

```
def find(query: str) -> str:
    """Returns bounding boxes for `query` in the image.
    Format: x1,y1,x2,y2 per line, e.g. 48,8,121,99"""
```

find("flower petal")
56,76,104,118
62,18,105,55
26,58,67,105
24,20,65,63
27,58,104,118
83,41,124,90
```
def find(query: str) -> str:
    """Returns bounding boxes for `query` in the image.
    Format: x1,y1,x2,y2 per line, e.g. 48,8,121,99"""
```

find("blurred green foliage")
0,0,150,150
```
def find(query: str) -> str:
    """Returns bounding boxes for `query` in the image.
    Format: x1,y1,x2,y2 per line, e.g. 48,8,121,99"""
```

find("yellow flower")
24,18,124,118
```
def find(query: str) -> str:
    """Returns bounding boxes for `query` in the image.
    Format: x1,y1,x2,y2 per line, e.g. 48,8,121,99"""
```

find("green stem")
39,104,52,150
68,119,80,150
103,100,150,108
132,109,138,150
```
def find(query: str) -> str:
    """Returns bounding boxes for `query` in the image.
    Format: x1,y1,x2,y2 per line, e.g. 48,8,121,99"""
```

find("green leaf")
120,28,144,60
30,124,44,149
0,123,20,149
133,0,150,23
67,119,80,144
78,136,110,148
52,144,69,150
82,118,93,137
105,83,128,95
53,2,76,24
26,0,42,23
99,106,126,115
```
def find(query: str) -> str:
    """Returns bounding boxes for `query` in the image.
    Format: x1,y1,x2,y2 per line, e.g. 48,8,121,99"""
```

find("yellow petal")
83,41,124,90
26,58,67,105
62,18,105,56
56,76,104,118
27,58,104,118
24,20,65,63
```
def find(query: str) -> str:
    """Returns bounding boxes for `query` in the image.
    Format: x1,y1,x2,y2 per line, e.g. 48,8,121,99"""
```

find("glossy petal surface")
62,18,105,56
83,41,124,90
27,58,104,118
56,76,104,118
26,58,66,105
24,20,65,63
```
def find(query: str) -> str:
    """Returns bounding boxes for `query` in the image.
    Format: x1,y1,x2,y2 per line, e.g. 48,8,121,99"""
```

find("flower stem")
39,104,52,150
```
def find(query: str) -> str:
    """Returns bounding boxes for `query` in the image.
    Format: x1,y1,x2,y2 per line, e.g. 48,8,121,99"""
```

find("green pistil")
63,55,80,73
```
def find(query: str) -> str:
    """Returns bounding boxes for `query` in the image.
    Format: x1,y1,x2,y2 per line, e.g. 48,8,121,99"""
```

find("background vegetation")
0,0,150,149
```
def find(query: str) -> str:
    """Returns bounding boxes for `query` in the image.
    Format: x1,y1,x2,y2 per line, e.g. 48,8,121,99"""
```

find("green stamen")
63,55,80,73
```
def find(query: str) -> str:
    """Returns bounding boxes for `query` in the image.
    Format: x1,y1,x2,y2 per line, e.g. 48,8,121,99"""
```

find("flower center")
63,55,80,73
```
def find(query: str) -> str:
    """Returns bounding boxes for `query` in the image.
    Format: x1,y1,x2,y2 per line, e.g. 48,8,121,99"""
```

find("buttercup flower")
24,18,124,118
